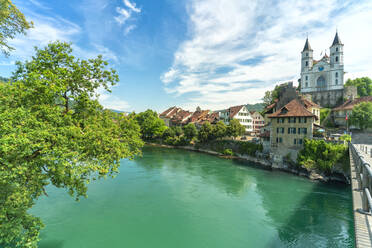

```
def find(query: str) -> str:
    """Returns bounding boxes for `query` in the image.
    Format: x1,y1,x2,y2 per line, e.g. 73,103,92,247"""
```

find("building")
251,111,265,135
268,99,319,157
218,105,253,133
299,32,357,107
159,106,181,126
332,96,372,128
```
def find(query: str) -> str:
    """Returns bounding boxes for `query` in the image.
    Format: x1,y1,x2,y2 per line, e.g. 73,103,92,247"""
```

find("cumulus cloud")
162,0,372,110
123,0,141,13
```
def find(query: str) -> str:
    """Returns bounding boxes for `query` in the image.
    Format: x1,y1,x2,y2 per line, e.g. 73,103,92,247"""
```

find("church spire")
331,31,342,46
302,38,312,52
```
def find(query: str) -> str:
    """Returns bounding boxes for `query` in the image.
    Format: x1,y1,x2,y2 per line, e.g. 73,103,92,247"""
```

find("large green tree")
262,82,289,106
183,123,197,141
349,102,372,130
226,119,246,138
345,77,372,97
213,121,227,140
198,121,214,143
0,41,143,248
0,0,33,55
135,110,167,141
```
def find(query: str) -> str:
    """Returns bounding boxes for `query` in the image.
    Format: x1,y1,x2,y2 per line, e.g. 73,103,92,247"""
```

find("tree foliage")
0,41,143,248
349,102,372,130
226,119,245,138
345,77,372,97
0,0,33,55
262,82,289,105
198,121,214,143
297,139,348,173
183,123,197,141
135,110,167,141
213,121,227,140
320,108,330,124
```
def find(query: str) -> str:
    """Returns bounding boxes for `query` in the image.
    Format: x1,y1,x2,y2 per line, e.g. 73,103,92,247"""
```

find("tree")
320,108,331,124
213,121,227,140
198,121,214,143
183,123,197,141
345,77,372,97
0,0,33,55
262,82,288,106
226,119,245,138
135,109,167,141
0,41,143,248
349,102,372,130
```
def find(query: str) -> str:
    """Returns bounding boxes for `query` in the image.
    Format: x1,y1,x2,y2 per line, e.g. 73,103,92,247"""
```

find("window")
299,139,303,145
335,72,338,78
294,139,297,145
288,127,296,134
305,82,308,87
305,75,308,80
306,52,308,56
277,128,279,134
280,127,285,134
305,61,308,66
298,128,307,134
288,117,296,123
335,56,339,62
279,137,282,143
336,47,338,52
335,79,338,85
277,118,284,123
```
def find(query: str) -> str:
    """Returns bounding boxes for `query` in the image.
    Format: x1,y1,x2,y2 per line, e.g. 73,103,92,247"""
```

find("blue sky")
1,0,372,112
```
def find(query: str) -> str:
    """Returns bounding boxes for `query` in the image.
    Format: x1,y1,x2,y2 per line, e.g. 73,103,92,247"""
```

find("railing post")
362,165,369,212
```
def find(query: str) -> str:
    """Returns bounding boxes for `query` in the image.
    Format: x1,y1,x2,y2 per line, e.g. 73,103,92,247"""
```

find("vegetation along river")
32,146,354,248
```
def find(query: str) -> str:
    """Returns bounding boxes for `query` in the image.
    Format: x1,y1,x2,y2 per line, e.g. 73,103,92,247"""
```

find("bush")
236,141,263,156
222,148,234,156
297,139,349,173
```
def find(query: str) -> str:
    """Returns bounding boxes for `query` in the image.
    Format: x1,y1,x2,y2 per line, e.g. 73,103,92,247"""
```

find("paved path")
351,144,372,248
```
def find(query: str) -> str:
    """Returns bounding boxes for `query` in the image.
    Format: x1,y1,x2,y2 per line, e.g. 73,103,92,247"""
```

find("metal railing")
350,143,372,213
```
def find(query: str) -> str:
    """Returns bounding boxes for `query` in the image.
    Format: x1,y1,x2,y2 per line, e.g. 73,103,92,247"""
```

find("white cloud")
123,0,141,13
114,0,141,29
162,0,372,110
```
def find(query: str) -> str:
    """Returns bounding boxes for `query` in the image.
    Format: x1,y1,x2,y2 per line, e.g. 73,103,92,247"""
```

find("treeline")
133,109,263,156
133,109,245,145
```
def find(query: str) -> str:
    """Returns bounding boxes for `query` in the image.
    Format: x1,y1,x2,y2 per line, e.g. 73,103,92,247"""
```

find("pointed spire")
331,31,342,46
302,38,312,52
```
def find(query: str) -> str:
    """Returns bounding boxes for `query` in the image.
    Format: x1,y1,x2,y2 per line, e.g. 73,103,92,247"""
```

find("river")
32,146,354,248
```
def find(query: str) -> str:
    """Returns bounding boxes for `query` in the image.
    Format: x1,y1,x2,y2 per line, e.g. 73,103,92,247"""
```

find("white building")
218,105,253,133
300,32,344,93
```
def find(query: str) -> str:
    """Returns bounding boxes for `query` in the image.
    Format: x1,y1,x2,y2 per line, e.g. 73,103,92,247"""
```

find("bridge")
350,142,372,247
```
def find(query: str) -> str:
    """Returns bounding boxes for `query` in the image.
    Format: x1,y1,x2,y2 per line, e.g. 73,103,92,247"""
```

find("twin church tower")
299,32,354,107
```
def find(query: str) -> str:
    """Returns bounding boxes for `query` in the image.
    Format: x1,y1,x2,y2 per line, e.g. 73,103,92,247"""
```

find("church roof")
331,32,342,46
302,38,312,52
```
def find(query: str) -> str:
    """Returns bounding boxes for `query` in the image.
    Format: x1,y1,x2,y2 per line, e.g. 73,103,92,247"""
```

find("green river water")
32,146,354,248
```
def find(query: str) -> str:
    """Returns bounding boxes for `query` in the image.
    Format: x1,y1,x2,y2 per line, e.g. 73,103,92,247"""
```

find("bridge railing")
350,142,372,213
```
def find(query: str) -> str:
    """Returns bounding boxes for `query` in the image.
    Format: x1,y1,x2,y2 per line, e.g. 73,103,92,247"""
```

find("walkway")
350,143,372,247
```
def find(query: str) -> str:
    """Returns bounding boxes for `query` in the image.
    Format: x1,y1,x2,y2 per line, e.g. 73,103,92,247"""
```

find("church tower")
301,38,313,90
329,31,344,88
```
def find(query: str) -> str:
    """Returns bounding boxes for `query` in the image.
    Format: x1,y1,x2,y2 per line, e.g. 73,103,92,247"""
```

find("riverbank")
146,143,349,184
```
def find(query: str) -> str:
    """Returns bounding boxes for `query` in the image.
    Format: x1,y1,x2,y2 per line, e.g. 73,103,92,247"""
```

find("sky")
1,0,372,112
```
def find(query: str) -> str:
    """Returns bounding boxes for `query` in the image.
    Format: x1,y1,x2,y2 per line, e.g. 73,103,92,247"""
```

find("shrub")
297,139,349,173
222,148,234,156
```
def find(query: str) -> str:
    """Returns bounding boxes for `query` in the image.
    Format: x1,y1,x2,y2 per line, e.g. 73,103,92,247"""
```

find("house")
251,111,265,135
170,110,193,126
267,99,318,157
159,106,181,126
218,105,253,134
332,96,372,128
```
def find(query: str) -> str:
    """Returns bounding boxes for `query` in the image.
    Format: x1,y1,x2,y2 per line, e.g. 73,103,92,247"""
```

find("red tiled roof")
189,110,210,123
159,106,180,118
170,110,193,124
333,96,372,111
268,99,316,118
228,105,244,118
301,97,320,108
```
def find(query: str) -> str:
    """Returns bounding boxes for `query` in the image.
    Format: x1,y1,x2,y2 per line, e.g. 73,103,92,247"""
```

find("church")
299,32,356,107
